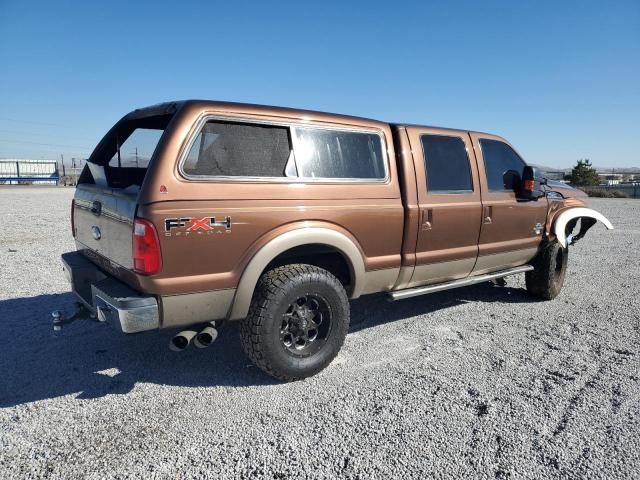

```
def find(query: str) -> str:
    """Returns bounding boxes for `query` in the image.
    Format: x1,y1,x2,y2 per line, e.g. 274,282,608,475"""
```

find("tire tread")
525,241,567,300
240,264,349,381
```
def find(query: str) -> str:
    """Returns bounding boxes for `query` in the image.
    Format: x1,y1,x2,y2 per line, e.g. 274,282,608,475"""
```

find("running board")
387,265,534,301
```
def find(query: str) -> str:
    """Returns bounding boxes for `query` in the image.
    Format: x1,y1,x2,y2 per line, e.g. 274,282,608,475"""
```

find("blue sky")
1,0,638,168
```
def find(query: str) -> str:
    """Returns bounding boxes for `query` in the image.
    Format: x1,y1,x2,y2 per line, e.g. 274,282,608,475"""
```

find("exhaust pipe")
194,323,218,349
169,330,197,352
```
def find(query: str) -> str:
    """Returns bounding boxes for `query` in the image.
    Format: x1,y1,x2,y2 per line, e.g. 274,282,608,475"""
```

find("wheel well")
553,207,613,248
263,244,353,293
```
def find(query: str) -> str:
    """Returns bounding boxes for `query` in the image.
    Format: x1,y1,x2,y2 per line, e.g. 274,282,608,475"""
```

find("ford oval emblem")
91,225,102,240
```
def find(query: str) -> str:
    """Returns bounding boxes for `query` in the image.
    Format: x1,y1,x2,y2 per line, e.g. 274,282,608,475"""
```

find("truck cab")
392,125,549,291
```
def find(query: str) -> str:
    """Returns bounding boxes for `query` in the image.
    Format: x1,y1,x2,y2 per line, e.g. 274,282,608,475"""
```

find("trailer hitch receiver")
51,303,97,332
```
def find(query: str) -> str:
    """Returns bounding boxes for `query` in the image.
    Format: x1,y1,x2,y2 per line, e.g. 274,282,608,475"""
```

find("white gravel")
0,187,638,479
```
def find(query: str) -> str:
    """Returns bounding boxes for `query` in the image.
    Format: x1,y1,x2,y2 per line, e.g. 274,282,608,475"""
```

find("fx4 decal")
164,216,232,236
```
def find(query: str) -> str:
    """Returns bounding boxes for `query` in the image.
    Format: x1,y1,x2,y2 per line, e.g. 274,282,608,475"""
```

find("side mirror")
520,166,544,200
503,169,521,191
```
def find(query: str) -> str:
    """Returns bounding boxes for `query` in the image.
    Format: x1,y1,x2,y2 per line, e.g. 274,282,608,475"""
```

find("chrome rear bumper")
61,251,159,333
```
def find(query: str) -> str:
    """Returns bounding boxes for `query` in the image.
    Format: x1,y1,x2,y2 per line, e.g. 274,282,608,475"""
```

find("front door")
469,133,547,274
405,127,482,287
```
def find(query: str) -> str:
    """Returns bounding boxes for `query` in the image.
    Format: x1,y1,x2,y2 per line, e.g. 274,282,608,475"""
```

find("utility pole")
117,135,121,168
129,148,139,167
60,154,66,177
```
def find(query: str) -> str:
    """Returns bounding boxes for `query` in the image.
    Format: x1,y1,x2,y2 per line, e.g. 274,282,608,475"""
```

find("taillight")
71,199,76,237
132,218,162,275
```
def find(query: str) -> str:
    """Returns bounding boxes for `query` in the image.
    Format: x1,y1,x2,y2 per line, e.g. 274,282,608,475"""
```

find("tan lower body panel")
405,257,476,289
160,289,236,328
161,252,540,328
161,268,402,327
393,265,415,290
361,267,401,295
472,247,539,275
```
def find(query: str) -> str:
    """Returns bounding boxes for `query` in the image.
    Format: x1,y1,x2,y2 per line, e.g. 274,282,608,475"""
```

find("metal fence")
0,160,59,185
586,184,640,199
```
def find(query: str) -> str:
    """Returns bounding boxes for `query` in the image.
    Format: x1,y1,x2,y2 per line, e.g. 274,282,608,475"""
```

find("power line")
0,117,66,127
0,128,51,136
0,129,97,144
0,138,93,150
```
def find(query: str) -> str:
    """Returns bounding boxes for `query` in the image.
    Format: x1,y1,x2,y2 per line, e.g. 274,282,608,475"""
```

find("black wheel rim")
280,294,332,357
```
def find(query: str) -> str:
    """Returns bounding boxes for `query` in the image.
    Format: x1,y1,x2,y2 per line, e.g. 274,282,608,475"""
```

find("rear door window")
292,128,386,180
182,121,293,177
480,139,526,191
82,114,173,188
421,134,473,192
108,128,163,169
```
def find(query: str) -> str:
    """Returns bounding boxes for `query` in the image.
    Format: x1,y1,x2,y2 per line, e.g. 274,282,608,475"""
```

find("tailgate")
72,110,175,271
73,185,137,269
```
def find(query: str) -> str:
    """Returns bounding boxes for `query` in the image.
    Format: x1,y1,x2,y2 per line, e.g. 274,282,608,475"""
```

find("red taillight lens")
132,218,162,275
523,179,535,191
71,199,76,237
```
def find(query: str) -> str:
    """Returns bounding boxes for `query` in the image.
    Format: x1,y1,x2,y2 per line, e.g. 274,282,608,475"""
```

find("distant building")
597,173,623,186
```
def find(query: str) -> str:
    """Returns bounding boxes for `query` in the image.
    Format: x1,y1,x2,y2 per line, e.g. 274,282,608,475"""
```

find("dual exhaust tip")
170,322,218,351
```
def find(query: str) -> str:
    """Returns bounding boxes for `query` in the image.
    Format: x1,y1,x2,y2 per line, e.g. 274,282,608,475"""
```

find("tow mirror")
520,166,544,200
503,169,521,191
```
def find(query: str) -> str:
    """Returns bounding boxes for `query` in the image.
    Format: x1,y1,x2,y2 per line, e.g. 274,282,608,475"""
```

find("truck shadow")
0,283,535,408
349,281,536,332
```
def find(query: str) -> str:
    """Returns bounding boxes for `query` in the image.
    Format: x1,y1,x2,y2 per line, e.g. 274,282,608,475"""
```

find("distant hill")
531,164,567,173
532,164,640,175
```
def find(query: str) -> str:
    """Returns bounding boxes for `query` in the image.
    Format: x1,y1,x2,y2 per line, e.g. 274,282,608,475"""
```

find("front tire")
240,264,350,381
525,241,568,300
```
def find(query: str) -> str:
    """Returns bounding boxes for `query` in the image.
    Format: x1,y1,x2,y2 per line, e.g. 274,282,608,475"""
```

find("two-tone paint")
70,100,613,330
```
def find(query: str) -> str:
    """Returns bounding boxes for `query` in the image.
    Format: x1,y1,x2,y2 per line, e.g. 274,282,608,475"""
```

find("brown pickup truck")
58,100,613,380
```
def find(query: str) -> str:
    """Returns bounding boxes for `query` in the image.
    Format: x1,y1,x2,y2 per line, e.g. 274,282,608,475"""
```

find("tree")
568,159,599,186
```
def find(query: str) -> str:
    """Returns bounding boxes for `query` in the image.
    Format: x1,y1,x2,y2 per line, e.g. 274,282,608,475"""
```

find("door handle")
421,208,433,230
483,206,492,224
90,201,102,216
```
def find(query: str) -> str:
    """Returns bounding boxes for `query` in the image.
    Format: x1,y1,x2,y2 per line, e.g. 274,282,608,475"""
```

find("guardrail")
0,160,59,185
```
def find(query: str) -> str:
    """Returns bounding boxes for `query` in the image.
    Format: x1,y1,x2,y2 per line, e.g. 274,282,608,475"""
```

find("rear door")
469,133,547,274
405,127,482,287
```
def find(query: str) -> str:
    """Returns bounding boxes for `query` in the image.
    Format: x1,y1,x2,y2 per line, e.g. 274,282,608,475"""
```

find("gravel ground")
0,187,638,479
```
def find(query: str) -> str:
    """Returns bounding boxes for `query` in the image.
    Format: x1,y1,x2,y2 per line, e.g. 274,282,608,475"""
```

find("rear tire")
240,264,350,381
525,241,568,300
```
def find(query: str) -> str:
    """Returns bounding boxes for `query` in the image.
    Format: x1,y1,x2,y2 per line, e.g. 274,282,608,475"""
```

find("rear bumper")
61,251,159,333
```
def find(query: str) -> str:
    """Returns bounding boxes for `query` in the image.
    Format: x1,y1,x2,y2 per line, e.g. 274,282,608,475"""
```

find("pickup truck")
58,100,613,381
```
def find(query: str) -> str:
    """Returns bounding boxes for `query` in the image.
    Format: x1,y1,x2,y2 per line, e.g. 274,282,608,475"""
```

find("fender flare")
228,227,366,320
553,207,613,248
